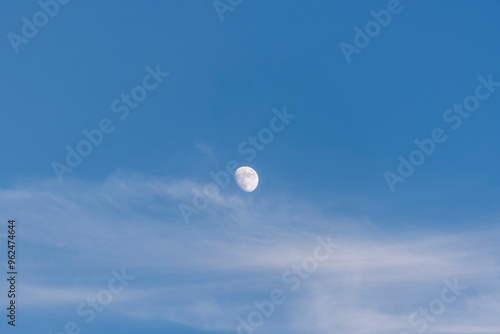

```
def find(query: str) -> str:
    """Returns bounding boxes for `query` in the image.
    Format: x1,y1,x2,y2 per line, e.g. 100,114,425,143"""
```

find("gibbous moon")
235,166,259,192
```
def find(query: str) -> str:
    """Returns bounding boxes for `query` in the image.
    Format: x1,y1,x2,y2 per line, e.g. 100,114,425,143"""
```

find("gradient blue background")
1,1,500,333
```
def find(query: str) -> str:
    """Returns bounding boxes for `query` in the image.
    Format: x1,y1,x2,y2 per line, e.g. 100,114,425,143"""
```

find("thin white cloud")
1,172,499,333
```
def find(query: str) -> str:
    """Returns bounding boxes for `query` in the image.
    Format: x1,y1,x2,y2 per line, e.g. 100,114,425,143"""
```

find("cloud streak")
1,171,499,333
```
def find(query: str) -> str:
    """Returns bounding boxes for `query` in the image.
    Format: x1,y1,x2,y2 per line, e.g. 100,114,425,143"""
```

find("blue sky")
1,1,500,333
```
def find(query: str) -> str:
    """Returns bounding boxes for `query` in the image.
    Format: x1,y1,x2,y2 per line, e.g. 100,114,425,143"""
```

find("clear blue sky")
1,1,500,333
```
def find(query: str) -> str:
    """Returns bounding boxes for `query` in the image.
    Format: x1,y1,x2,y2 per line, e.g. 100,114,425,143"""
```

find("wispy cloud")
2,171,499,333
196,142,218,163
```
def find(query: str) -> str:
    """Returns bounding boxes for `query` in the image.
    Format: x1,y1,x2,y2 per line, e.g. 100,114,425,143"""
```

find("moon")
235,166,259,192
